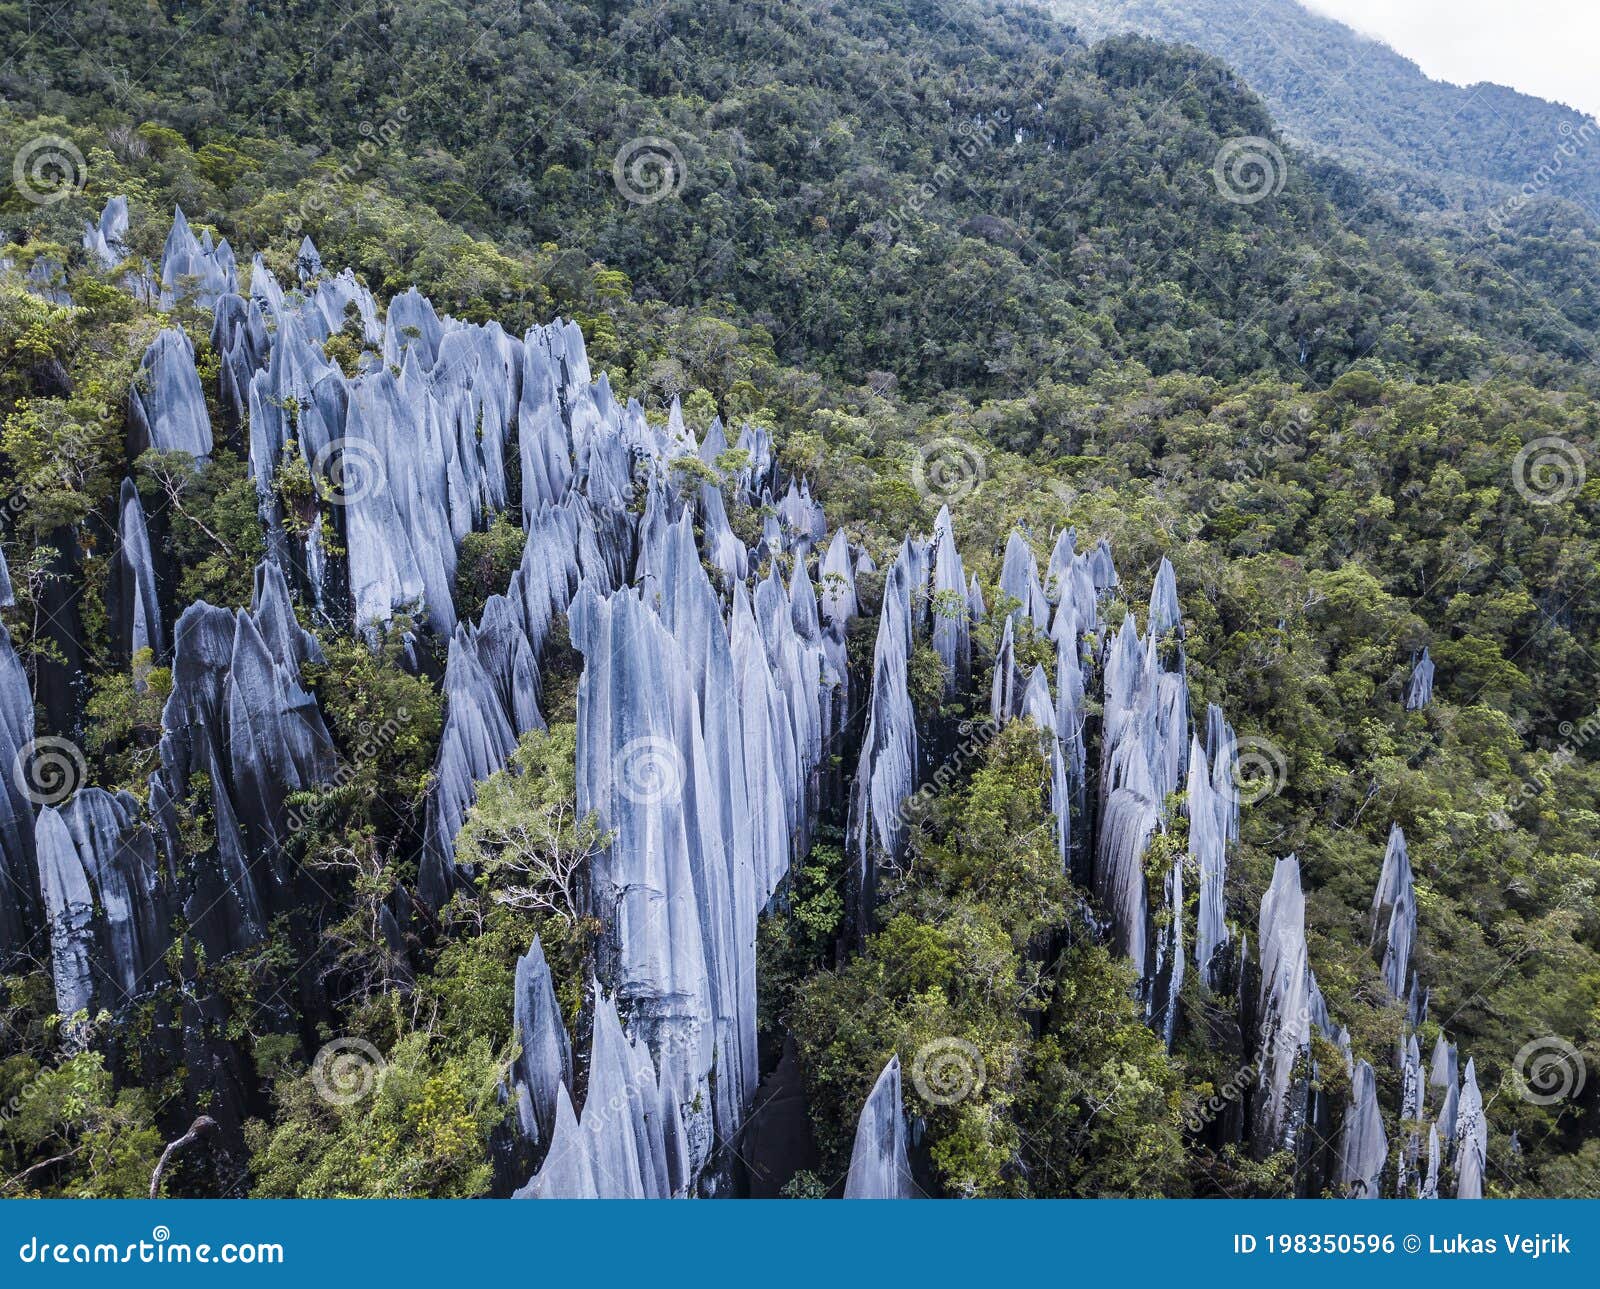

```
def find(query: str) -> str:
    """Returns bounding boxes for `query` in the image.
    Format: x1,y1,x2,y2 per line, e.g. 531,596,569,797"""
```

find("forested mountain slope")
0,0,1596,1200
5,0,1600,395
1052,0,1600,220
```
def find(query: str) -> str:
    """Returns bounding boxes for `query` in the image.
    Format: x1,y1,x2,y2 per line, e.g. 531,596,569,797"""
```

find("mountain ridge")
1049,0,1600,221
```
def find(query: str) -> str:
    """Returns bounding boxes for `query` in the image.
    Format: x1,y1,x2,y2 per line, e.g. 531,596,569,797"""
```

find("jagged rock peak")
510,937,573,1148
843,1055,917,1199
1254,855,1313,1153
1335,1059,1387,1198
131,328,213,460
1405,647,1435,710
516,983,687,1199
1370,823,1416,998
160,206,237,309
115,478,164,661
0,622,39,958
83,196,130,269
1455,1059,1487,1199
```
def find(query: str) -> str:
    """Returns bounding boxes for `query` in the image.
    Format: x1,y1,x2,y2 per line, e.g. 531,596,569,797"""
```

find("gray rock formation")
1187,732,1229,988
35,790,169,1016
849,540,922,925
930,506,970,695
82,196,130,269
1370,823,1416,998
999,531,1049,628
1254,856,1314,1154
1455,1059,1487,1199
1335,1059,1387,1198
1405,647,1435,710
843,1055,917,1199
510,937,573,1148
159,207,237,310
115,478,164,661
148,563,334,959
0,622,39,958
516,985,688,1199
36,807,97,1021
130,329,213,460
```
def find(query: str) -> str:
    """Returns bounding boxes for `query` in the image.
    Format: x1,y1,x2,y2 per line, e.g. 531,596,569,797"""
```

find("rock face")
516,985,689,1199
35,789,170,1016
114,478,165,661
843,1056,917,1199
1335,1060,1387,1198
1094,557,1189,1038
1189,710,1236,989
1253,855,1317,1156
159,206,237,310
848,538,924,928
0,620,39,959
1405,647,1435,710
130,329,213,460
1455,1060,1487,1199
241,251,640,638
510,938,573,1148
148,561,334,960
82,196,130,269
1370,823,1416,998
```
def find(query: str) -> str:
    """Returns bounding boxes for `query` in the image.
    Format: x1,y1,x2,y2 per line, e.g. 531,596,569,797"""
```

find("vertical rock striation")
843,1055,917,1199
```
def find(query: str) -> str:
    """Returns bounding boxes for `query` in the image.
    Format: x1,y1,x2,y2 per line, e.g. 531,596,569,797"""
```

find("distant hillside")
1050,0,1600,220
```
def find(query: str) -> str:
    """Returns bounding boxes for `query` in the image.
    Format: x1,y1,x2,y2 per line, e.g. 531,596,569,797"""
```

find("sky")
1304,0,1600,120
